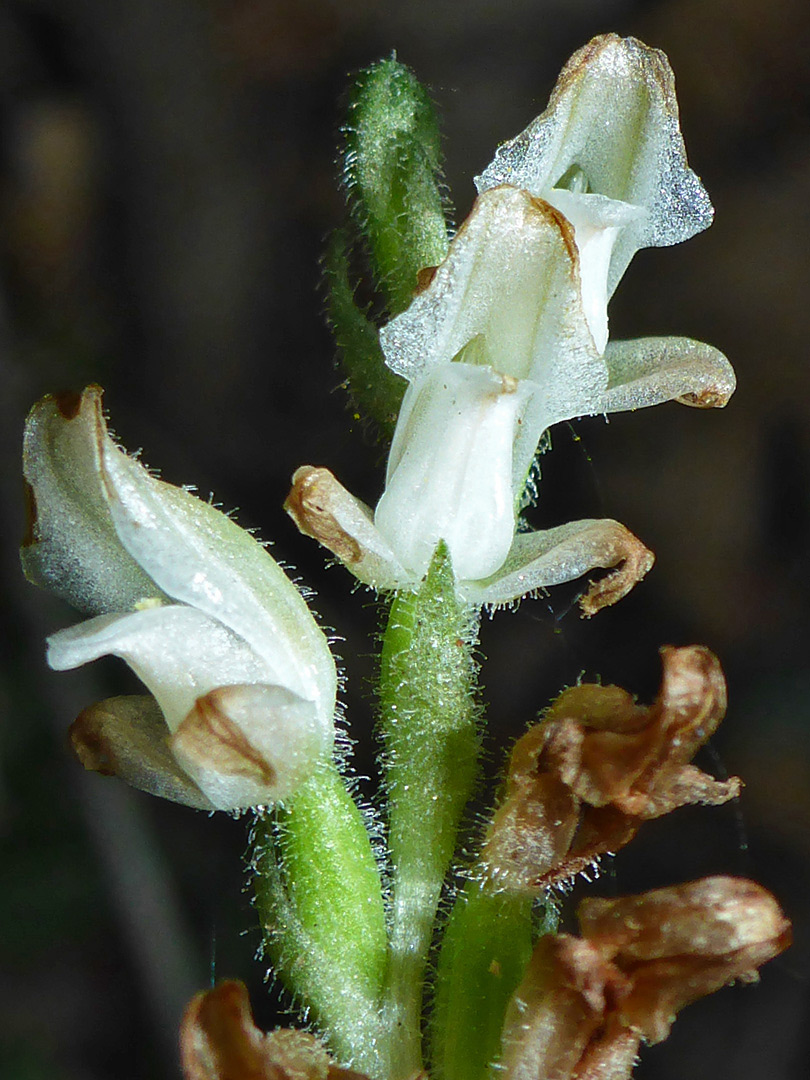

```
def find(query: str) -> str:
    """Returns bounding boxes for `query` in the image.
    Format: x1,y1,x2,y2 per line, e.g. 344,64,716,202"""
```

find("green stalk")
252,764,387,1075
431,880,558,1080
378,544,481,1079
324,227,406,439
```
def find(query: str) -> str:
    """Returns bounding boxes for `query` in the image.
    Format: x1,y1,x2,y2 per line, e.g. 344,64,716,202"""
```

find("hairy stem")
252,764,387,1075
378,544,481,1078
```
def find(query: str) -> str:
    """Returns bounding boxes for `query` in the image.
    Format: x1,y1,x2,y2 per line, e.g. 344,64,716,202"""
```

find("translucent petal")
543,190,643,351
48,604,275,732
172,684,325,810
379,186,605,404
69,694,215,810
375,363,534,582
475,34,714,294
79,395,337,723
461,518,654,612
21,387,164,615
597,336,736,412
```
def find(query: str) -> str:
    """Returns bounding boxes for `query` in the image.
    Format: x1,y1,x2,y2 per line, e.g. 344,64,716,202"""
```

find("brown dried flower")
498,877,791,1080
180,980,369,1080
482,646,742,889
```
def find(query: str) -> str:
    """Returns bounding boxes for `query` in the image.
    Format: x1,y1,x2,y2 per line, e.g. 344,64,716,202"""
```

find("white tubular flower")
374,362,536,582
286,35,735,614
22,386,337,811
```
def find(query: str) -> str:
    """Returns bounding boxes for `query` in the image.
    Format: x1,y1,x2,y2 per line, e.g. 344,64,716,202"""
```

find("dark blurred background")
1,1,808,1077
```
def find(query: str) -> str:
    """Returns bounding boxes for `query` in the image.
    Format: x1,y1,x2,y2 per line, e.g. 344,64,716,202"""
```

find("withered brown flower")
482,646,742,889
498,877,791,1080
180,980,370,1080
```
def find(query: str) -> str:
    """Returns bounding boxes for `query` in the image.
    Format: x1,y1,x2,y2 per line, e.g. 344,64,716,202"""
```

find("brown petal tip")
579,525,655,617
172,688,277,788
284,466,363,564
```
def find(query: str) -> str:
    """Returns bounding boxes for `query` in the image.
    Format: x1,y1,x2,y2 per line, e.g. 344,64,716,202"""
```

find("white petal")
543,190,643,351
21,387,164,615
95,411,336,725
379,186,605,402
375,363,533,582
172,684,326,810
285,466,409,591
48,605,275,732
597,337,736,412
461,518,654,614
476,34,713,293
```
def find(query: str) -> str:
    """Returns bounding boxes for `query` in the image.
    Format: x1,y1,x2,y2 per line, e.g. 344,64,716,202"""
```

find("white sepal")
475,33,713,294
21,387,164,615
461,518,654,615
597,336,736,412
47,605,272,732
98,434,335,722
379,186,604,391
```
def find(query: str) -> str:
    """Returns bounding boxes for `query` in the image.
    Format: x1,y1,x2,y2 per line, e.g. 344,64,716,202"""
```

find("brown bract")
180,980,369,1080
498,877,790,1080
482,646,742,889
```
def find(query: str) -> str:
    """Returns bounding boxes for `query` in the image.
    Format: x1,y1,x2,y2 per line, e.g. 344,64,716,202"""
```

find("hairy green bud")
324,227,406,439
343,56,451,315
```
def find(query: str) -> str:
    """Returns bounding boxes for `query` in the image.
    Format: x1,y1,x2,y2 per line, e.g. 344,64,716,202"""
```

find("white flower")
22,386,337,811
475,33,716,324
286,36,735,613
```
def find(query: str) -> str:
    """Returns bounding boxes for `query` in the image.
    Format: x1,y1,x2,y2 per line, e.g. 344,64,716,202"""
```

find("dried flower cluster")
483,646,742,888
498,877,790,1080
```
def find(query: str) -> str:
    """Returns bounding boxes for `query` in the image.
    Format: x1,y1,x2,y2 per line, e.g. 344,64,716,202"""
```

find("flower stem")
378,544,481,1079
431,880,556,1080
252,764,387,1075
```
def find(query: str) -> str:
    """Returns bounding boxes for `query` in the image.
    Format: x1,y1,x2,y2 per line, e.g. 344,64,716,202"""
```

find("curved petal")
475,34,713,293
542,190,643,351
379,186,605,403
172,684,325,810
21,387,164,615
48,605,275,732
596,336,736,412
64,389,339,723
461,518,654,613
375,363,534,582
284,466,409,591
69,694,215,810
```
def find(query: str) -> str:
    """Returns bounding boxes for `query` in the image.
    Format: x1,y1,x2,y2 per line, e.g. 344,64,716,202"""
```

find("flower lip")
374,362,534,582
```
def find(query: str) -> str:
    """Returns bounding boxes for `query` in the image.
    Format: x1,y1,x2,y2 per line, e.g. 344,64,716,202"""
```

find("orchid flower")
287,35,734,612
22,386,337,811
